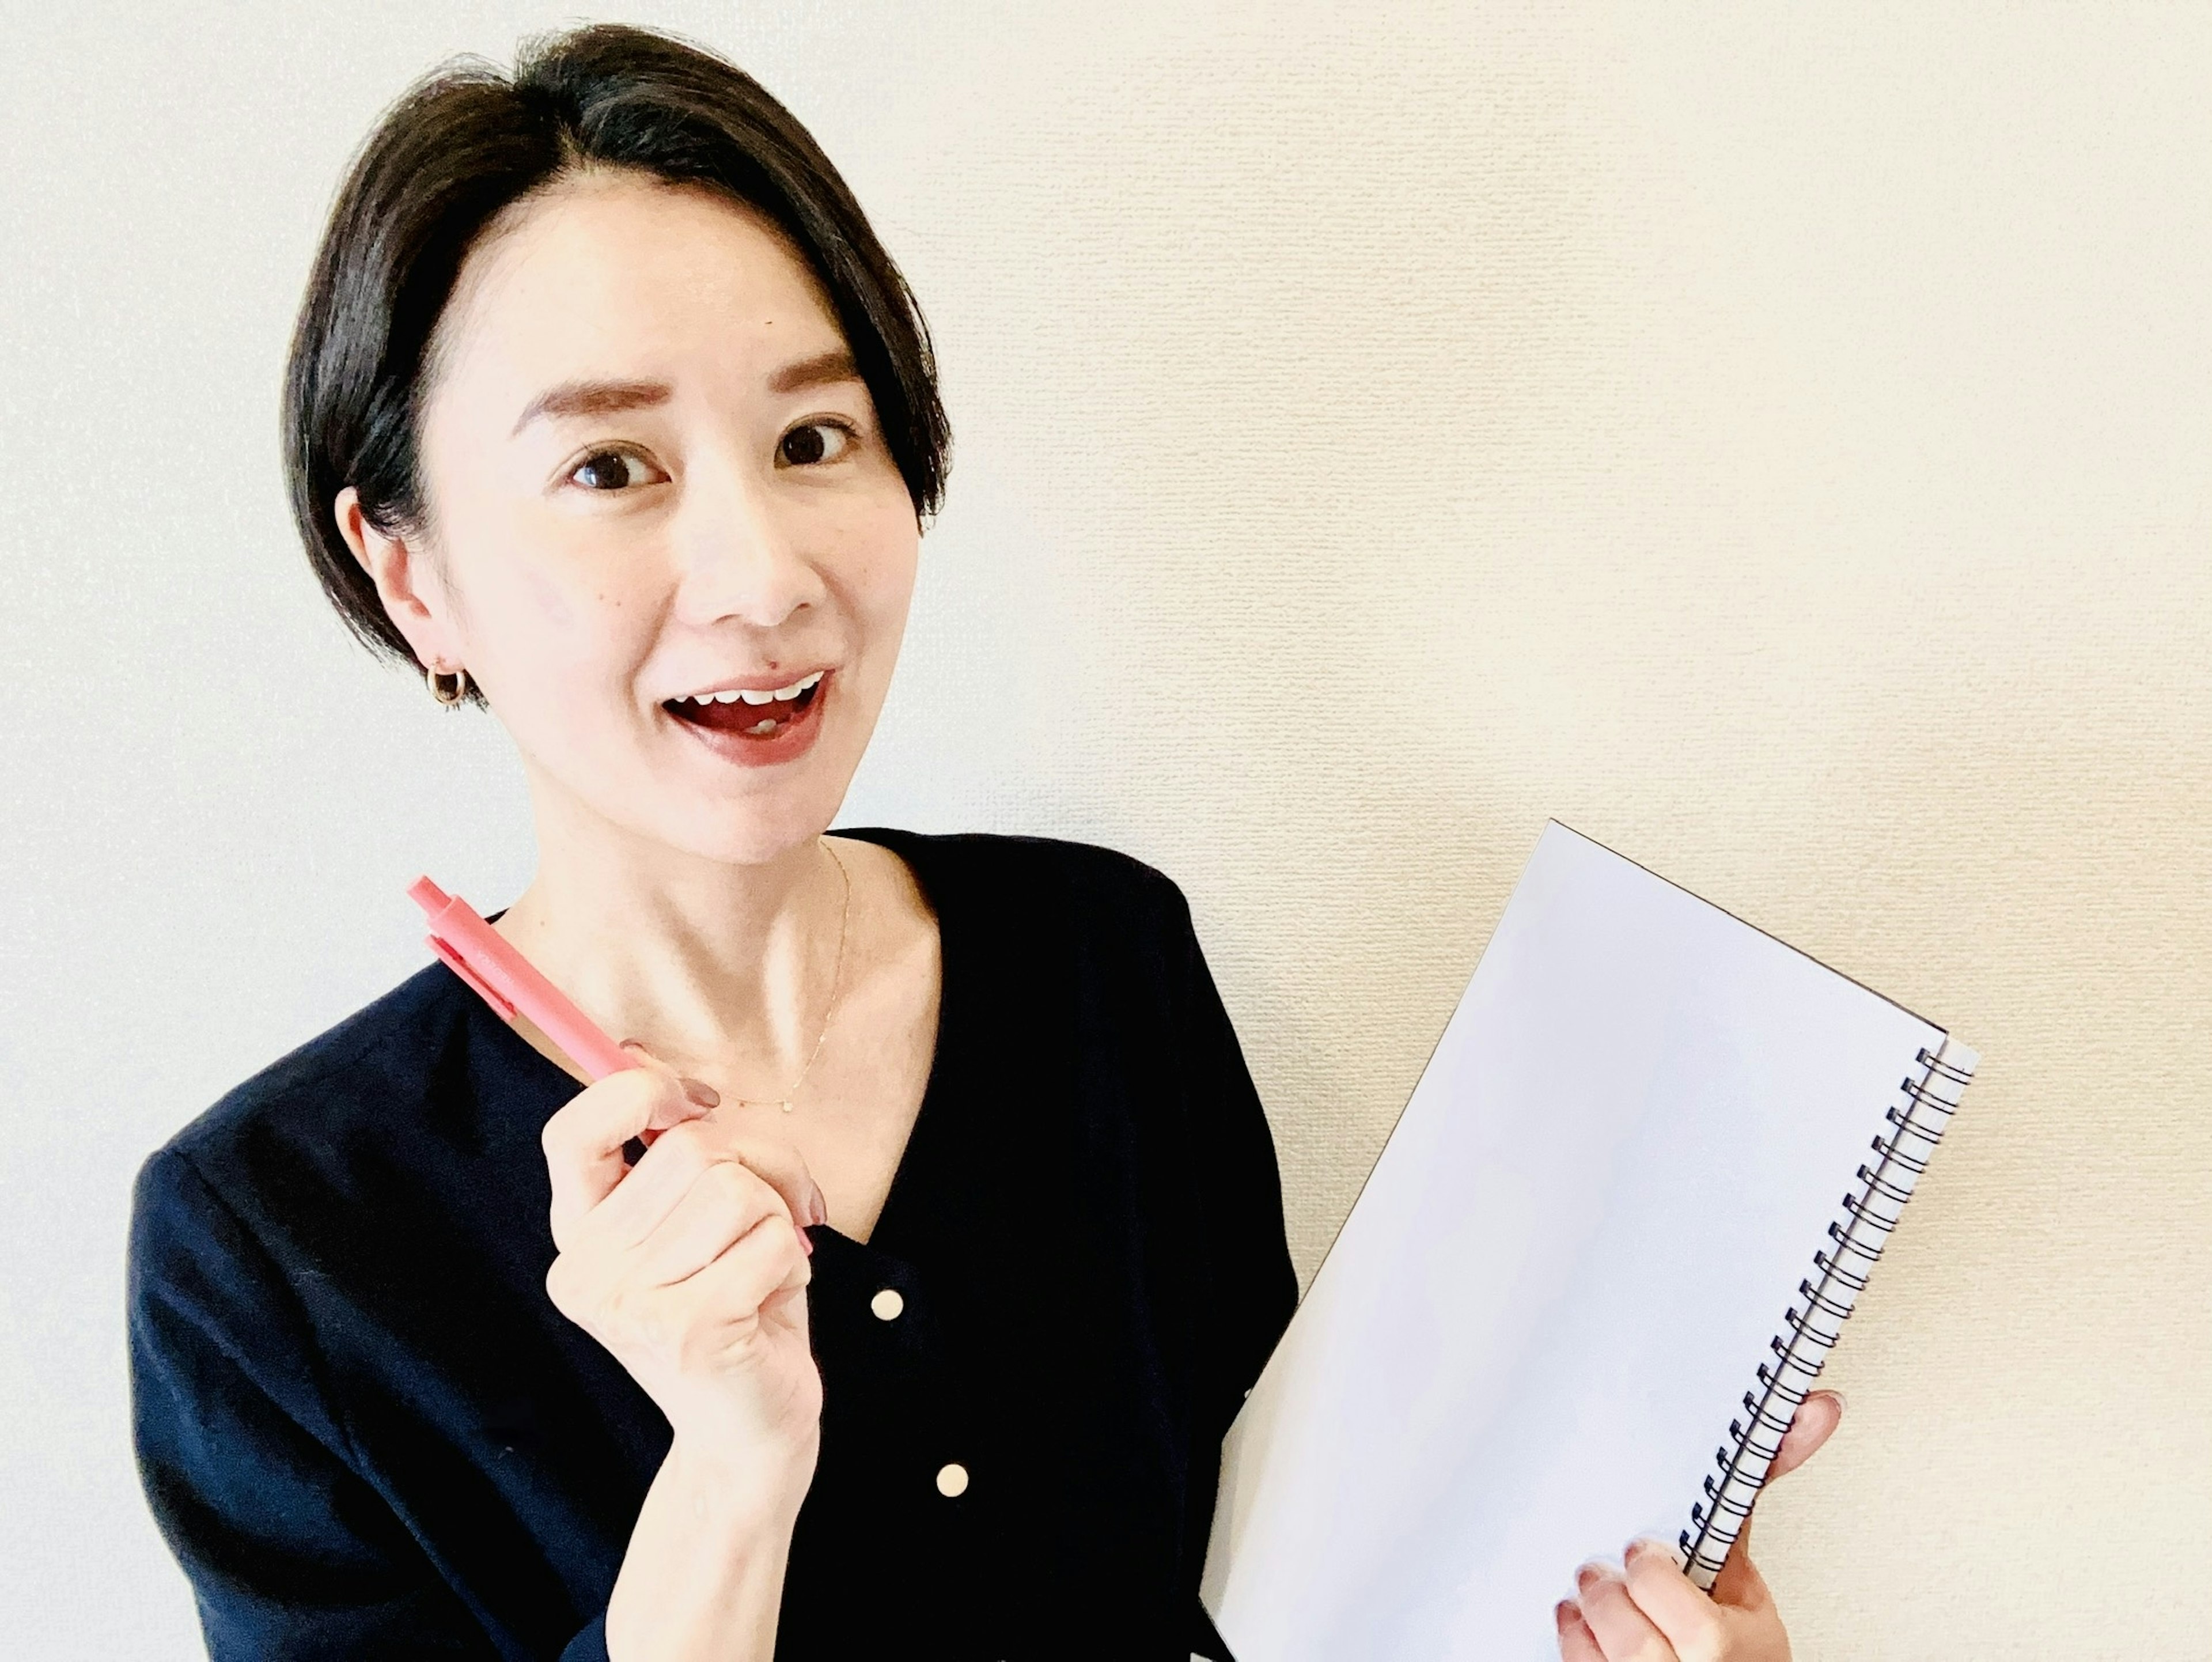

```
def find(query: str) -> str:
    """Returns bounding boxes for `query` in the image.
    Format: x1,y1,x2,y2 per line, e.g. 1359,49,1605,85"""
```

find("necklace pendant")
725,841,847,1129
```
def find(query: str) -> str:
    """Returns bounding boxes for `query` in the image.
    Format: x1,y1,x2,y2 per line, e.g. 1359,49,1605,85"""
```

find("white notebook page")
1202,822,1950,1661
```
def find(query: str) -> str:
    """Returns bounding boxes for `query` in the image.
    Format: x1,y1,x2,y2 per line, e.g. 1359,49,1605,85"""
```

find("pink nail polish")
1553,1599,1576,1627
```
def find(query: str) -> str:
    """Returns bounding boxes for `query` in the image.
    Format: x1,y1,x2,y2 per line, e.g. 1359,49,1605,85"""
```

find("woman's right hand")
540,1042,828,1559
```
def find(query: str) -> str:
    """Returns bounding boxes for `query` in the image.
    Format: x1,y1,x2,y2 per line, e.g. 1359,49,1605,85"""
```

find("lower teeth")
746,718,781,736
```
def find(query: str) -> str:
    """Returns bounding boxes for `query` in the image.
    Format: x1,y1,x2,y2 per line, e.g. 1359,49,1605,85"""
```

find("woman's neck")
492,792,851,1092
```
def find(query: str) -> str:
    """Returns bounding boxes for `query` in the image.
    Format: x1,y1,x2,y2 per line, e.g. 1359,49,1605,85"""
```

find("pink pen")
409,875,638,1080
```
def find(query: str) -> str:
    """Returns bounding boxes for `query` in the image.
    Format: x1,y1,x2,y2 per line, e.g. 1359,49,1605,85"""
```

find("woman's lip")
663,669,830,768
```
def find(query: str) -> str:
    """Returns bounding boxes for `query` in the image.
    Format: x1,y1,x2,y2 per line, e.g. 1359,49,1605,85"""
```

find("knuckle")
607,1281,676,1354
703,1158,758,1212
738,1160,794,1218
604,1281,645,1338
543,1255,577,1313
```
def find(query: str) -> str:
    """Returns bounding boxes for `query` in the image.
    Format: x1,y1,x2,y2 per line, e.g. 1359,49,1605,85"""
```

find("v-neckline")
822,827,951,1251
471,827,953,1255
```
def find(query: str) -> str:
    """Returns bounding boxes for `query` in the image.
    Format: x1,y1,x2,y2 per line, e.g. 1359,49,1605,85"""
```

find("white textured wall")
2,3,2205,1656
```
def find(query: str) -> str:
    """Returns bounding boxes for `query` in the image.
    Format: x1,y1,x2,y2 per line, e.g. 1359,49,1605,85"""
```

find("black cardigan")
127,830,1299,1660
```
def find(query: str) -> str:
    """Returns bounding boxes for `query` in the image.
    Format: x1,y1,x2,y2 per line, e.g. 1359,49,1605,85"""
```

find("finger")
1555,1599,1607,1662
1574,1562,1678,1661
665,1204,814,1342
604,1115,828,1244
615,1039,721,1148
1710,1514,1775,1616
571,1118,735,1254
1764,1388,1843,1483
631,1157,786,1289
1619,1539,1725,1659
541,1066,704,1239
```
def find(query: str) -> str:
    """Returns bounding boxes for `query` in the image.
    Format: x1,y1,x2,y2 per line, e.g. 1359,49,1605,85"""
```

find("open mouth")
663,669,827,741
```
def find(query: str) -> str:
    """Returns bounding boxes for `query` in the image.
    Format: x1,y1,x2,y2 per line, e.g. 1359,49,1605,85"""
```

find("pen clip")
426,932,517,1023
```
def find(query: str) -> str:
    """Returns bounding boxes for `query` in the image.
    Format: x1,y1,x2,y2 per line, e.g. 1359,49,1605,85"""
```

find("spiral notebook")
1200,821,1977,1661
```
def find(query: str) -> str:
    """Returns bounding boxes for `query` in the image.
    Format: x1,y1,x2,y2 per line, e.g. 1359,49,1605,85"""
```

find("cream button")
870,1288,905,1322
935,1462,969,1498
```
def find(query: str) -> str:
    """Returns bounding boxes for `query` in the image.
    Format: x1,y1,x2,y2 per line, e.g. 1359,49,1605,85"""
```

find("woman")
126,24,1839,1661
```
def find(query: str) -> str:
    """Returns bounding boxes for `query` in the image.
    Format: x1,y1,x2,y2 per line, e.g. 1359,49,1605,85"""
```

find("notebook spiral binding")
1677,1040,1977,1588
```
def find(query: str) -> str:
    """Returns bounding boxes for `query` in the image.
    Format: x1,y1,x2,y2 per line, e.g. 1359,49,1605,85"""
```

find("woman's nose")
667,455,827,631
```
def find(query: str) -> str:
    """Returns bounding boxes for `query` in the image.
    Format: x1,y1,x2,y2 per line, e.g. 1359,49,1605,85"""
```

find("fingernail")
811,1183,831,1228
680,1076,720,1108
797,1224,814,1256
1826,1388,1848,1414
1624,1536,1673,1569
1553,1599,1577,1629
1575,1563,1603,1593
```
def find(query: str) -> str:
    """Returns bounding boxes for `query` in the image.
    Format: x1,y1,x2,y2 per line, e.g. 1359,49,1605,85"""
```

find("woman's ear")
334,486,461,670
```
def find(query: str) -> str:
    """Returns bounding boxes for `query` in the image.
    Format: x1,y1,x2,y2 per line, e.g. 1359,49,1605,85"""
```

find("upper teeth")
687,670,823,707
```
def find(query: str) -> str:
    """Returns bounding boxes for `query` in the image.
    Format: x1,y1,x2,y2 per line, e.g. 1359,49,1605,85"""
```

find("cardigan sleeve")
127,1147,612,1660
1157,884,1301,1661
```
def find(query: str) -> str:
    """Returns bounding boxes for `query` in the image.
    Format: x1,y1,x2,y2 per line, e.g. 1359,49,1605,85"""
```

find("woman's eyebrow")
510,378,672,436
766,347,859,395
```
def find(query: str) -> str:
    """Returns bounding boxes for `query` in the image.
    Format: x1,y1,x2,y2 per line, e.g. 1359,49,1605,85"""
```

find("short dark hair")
283,22,950,688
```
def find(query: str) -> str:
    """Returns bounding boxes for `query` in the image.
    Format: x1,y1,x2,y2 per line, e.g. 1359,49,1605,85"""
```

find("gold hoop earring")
426,664,469,707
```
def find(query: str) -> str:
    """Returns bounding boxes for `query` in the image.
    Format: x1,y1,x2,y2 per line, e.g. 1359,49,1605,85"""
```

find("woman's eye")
567,449,661,492
778,421,856,468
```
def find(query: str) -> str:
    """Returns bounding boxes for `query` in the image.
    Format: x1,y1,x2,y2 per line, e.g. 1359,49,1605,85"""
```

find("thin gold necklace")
728,837,852,1114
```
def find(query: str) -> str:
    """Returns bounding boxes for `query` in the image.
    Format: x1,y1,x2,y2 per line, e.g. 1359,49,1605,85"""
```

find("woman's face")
362,169,920,866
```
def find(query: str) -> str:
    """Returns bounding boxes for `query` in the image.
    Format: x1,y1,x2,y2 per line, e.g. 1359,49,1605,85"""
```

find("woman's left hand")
1556,1389,1844,1662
